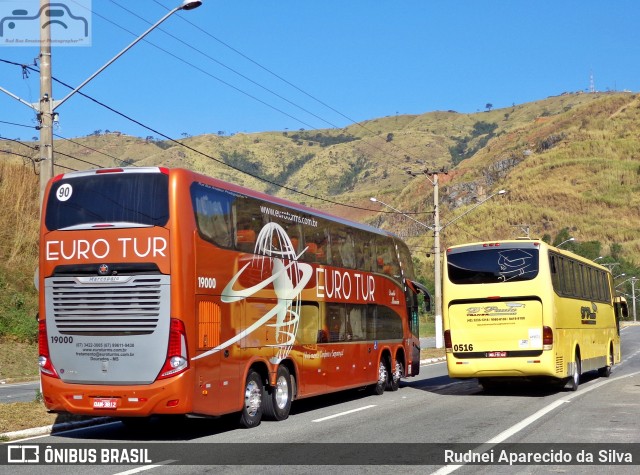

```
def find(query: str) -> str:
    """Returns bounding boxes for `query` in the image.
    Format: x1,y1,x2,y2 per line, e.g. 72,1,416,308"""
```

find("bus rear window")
45,173,169,230
447,247,539,284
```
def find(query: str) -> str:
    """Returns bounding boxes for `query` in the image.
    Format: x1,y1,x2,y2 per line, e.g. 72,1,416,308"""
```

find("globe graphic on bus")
253,222,310,363
193,222,312,364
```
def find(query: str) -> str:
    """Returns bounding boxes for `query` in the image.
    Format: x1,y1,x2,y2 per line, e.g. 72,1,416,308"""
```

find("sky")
1,0,640,142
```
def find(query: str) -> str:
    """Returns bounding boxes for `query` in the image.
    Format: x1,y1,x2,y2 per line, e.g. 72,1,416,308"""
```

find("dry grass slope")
1,92,639,330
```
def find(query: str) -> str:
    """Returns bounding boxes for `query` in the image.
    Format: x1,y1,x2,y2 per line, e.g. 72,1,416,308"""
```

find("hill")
1,91,639,344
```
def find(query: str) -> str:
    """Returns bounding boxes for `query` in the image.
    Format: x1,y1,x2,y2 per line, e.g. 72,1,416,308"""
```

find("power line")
53,148,102,169
98,2,427,181
86,3,318,131
150,0,432,171
2,53,389,212
0,118,36,129
1,22,429,216
0,135,38,150
54,133,123,166
109,0,342,131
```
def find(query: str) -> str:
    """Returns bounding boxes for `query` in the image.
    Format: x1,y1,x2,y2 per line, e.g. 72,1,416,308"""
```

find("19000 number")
51,336,73,344
453,343,474,352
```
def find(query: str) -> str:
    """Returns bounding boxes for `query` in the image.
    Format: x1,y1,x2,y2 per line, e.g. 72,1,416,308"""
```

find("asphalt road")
0,381,40,404
3,325,640,474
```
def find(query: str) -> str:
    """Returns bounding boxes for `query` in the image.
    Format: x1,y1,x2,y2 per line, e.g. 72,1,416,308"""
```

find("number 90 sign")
56,184,73,201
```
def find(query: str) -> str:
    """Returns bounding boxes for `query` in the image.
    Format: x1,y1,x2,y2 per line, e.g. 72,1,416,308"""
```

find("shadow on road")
401,369,603,398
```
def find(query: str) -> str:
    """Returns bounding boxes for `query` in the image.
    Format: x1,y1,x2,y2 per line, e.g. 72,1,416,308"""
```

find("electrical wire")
54,133,123,165
110,0,342,131
149,0,435,173
0,135,38,150
99,1,430,182
0,118,36,129
1,12,437,217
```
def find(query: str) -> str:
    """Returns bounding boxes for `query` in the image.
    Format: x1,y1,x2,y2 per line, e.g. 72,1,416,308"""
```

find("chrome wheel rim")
393,362,403,383
378,361,388,385
244,380,261,417
274,375,289,410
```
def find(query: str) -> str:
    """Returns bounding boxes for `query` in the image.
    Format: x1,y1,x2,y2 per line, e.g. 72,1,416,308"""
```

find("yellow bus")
442,239,626,391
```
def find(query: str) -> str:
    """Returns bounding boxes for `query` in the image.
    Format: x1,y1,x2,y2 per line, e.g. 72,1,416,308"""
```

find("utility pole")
429,171,443,349
384,171,505,350
27,0,201,212
631,277,638,323
39,0,54,209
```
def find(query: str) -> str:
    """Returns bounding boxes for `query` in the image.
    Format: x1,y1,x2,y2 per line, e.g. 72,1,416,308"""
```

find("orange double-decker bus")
37,167,427,427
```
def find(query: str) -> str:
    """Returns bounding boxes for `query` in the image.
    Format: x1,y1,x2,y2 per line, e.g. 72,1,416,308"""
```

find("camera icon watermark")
0,1,91,47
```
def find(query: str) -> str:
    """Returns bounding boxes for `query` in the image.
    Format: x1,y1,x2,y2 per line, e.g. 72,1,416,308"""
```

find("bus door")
324,303,372,389
298,302,327,396
405,279,429,377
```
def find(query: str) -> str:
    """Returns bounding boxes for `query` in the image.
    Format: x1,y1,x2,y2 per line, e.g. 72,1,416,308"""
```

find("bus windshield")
45,172,169,230
447,245,539,284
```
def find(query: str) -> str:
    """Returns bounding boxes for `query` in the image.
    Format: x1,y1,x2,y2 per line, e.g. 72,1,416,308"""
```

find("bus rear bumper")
446,353,560,379
40,374,192,417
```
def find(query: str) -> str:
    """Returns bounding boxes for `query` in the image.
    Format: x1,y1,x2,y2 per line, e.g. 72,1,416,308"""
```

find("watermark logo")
0,1,91,47
7,445,40,463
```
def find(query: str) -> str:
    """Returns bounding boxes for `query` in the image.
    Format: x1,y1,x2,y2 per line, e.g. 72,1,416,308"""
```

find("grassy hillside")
0,162,39,344
1,91,639,348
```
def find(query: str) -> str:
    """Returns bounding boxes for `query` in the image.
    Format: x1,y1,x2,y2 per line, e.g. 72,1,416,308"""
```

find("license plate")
487,351,507,358
93,398,118,409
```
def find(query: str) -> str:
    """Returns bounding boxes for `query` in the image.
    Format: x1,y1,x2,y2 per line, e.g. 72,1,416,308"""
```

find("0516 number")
453,343,474,352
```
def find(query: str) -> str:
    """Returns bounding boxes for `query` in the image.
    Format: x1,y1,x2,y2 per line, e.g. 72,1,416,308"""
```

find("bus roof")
53,167,402,241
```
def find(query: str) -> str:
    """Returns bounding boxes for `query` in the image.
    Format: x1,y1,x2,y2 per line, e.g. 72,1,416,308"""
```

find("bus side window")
297,303,320,345
191,184,234,248
302,228,328,264
346,304,365,341
233,198,264,252
326,304,346,342
550,255,560,291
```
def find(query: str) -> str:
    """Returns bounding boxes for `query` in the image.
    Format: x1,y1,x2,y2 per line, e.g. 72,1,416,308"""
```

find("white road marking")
312,404,377,422
430,370,640,475
112,460,176,475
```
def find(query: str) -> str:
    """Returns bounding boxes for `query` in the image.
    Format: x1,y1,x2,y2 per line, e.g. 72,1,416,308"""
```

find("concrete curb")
1,417,113,441
420,356,446,365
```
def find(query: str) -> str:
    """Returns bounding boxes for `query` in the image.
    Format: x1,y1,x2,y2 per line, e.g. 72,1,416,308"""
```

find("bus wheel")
371,358,389,395
598,346,613,378
239,370,263,428
263,365,292,421
388,359,403,392
567,352,581,391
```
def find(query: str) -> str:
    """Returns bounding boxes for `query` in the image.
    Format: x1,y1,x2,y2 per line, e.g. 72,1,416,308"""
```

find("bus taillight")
444,330,452,352
38,320,59,378
542,326,553,350
158,319,189,380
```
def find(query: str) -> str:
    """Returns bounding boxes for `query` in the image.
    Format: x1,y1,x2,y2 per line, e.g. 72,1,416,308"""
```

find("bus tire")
239,370,263,428
598,346,613,378
388,358,403,392
567,352,581,391
263,365,292,421
371,357,389,395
